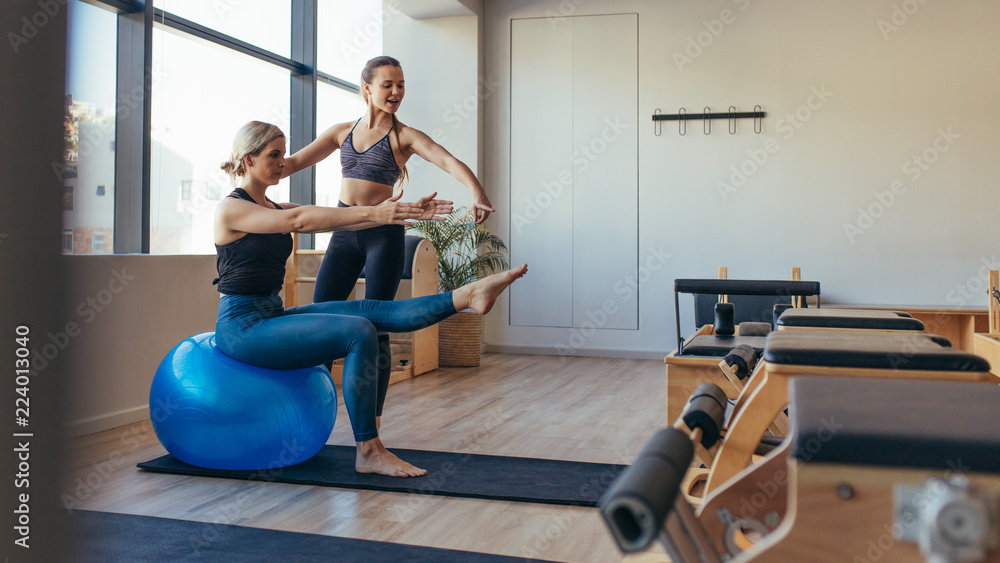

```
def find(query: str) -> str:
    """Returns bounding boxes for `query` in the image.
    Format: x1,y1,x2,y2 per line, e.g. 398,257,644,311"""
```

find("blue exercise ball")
150,332,336,470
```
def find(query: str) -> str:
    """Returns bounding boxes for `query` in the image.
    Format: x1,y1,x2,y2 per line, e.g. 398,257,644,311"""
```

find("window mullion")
290,0,318,250
113,0,152,253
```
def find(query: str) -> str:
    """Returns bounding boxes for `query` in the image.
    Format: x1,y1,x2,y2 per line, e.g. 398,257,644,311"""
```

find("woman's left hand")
414,192,454,221
472,192,495,224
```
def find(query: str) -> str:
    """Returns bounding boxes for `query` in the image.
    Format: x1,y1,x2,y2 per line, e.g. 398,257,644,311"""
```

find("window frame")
78,0,361,254
92,230,107,253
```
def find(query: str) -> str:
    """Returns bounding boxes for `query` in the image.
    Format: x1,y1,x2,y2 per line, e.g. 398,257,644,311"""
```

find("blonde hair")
220,121,285,186
360,56,408,186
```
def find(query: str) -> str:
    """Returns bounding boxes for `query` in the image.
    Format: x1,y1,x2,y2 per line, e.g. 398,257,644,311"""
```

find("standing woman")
281,56,495,430
215,121,525,477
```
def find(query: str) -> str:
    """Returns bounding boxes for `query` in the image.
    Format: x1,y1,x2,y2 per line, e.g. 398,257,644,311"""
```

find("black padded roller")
683,396,725,448
724,344,759,380
598,428,695,553
714,302,735,336
688,382,728,412
675,278,821,297
681,382,727,447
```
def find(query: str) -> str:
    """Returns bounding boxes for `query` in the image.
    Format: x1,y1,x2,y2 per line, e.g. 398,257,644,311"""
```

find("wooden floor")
63,353,666,562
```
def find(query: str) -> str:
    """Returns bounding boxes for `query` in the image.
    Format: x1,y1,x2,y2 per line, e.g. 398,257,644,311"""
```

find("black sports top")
339,118,402,187
214,188,293,295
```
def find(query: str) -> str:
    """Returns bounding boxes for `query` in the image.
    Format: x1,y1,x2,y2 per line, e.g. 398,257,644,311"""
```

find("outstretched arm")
325,192,453,232
274,201,374,230
281,123,346,179
404,127,494,224
216,192,452,239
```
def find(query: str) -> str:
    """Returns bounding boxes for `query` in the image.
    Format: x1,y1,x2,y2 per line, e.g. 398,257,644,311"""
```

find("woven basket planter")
438,312,483,367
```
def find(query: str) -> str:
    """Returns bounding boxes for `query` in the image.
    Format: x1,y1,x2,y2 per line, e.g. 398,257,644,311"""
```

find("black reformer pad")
789,376,1000,473
763,331,991,372
776,308,925,331
682,335,767,356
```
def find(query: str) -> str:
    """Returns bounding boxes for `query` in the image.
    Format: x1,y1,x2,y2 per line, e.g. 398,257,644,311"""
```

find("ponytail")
220,121,285,187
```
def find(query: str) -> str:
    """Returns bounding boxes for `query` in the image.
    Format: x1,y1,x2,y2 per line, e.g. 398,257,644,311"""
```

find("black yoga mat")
138,445,624,507
67,510,560,562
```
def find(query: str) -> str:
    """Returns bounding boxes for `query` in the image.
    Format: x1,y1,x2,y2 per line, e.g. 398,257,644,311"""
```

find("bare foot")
355,437,426,477
456,264,528,315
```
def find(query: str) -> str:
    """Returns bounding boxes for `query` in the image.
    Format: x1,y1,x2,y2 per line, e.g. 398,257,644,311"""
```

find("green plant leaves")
408,207,509,292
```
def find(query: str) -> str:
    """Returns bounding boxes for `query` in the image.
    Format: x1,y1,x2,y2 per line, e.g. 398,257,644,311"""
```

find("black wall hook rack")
652,108,766,121
652,106,766,135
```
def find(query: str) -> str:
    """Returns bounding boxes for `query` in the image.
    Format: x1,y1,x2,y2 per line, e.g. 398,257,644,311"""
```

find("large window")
153,0,291,58
314,82,366,250
150,29,291,254
63,1,117,254
318,0,383,82
65,0,382,255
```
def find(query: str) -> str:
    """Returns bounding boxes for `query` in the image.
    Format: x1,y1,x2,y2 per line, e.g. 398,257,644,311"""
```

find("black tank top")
214,188,293,295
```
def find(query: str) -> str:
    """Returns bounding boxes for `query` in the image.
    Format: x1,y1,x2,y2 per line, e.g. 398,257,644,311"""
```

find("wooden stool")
283,232,440,384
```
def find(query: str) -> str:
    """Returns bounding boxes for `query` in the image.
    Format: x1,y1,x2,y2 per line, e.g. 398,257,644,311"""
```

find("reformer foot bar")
602,376,1000,562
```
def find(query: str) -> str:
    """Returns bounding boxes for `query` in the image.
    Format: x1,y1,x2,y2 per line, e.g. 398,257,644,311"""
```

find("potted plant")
408,207,509,367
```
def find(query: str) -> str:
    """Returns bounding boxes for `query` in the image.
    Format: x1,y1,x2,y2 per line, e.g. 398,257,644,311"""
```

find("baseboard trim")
483,344,665,361
66,405,149,438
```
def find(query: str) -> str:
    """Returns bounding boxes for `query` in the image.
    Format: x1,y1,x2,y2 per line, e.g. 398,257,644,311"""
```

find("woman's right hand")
413,192,454,221
371,191,450,225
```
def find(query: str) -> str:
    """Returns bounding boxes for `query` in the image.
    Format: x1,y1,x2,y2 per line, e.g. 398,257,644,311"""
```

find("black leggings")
313,202,405,417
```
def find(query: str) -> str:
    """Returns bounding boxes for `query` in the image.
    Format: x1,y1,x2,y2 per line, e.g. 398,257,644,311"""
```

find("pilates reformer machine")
973,270,1000,378
664,274,822,426
603,273,999,562
601,375,1000,562
669,276,992,494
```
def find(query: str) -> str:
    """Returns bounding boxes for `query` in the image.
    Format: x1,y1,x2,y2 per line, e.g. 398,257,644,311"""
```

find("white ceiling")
394,0,475,19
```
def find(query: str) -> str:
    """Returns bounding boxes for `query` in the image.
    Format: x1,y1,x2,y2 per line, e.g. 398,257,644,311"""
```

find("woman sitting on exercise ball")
214,121,526,477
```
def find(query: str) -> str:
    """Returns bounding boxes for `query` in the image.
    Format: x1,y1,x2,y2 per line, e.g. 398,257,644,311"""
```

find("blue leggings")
313,204,406,418
215,291,456,442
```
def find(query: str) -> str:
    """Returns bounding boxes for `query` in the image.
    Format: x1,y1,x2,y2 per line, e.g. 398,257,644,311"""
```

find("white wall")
60,255,218,436
383,11,482,211
484,0,1000,360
